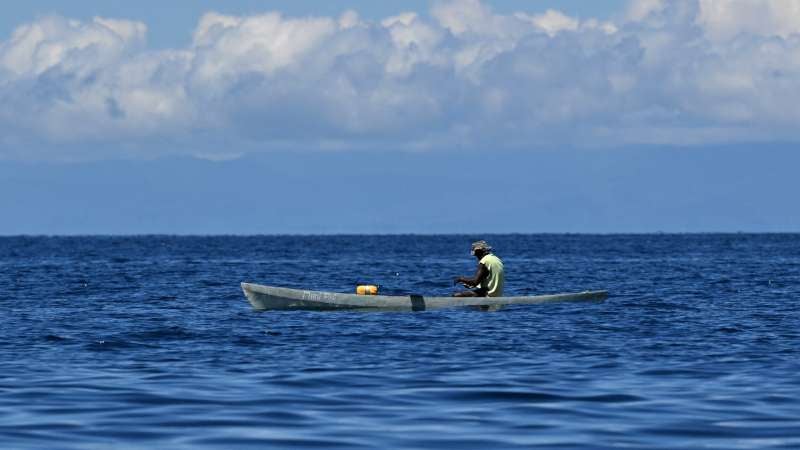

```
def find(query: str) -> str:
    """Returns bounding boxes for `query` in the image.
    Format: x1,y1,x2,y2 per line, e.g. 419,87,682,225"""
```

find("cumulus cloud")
1,0,800,160
697,0,800,41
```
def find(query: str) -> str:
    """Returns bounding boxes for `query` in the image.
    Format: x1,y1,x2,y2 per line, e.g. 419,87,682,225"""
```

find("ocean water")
1,234,799,449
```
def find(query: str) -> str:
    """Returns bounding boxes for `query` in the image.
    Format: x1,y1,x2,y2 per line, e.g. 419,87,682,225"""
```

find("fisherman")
454,240,504,297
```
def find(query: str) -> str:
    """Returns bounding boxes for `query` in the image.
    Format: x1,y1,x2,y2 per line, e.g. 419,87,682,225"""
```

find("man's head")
471,240,493,258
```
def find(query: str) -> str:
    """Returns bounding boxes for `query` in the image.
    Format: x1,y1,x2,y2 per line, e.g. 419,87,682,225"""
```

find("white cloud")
515,10,617,37
626,0,666,22
697,0,800,41
1,0,800,160
190,12,338,81
629,0,800,41
0,15,145,77
338,10,362,30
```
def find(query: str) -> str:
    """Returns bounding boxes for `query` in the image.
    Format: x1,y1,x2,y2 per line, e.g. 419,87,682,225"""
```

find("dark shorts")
454,288,488,297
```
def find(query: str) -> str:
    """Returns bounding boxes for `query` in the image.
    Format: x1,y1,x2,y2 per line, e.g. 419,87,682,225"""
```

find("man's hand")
456,263,489,289
455,277,473,287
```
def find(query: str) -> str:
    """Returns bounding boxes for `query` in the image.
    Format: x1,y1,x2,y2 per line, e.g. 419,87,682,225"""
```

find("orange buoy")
356,285,378,295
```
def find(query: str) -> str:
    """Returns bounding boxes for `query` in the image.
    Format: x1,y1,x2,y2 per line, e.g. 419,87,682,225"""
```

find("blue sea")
1,234,799,449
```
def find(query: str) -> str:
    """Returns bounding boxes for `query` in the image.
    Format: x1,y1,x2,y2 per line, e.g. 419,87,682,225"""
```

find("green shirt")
479,253,505,297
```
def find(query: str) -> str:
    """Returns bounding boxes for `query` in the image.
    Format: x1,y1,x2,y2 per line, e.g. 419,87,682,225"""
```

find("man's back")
479,253,504,297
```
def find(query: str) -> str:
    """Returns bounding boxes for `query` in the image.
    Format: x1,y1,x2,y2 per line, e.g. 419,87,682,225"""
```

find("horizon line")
2,231,799,238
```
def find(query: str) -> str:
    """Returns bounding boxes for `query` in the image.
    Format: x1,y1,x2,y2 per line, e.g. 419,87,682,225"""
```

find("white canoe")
241,283,608,312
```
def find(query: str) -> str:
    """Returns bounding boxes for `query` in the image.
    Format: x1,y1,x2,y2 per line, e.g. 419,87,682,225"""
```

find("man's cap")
471,240,493,255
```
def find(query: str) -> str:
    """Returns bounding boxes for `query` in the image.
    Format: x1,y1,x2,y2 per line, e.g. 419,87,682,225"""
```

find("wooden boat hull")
241,283,608,312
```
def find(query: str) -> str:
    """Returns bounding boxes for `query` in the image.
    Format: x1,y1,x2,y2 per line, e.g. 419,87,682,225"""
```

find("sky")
1,0,799,234
0,1,629,49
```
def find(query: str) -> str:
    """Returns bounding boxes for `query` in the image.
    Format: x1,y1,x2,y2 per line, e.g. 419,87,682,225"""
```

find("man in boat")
454,240,504,297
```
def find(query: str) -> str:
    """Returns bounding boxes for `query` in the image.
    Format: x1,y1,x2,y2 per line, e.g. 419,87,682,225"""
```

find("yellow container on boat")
356,285,378,295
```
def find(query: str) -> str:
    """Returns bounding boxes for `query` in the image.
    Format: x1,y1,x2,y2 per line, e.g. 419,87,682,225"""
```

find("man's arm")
456,263,490,288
